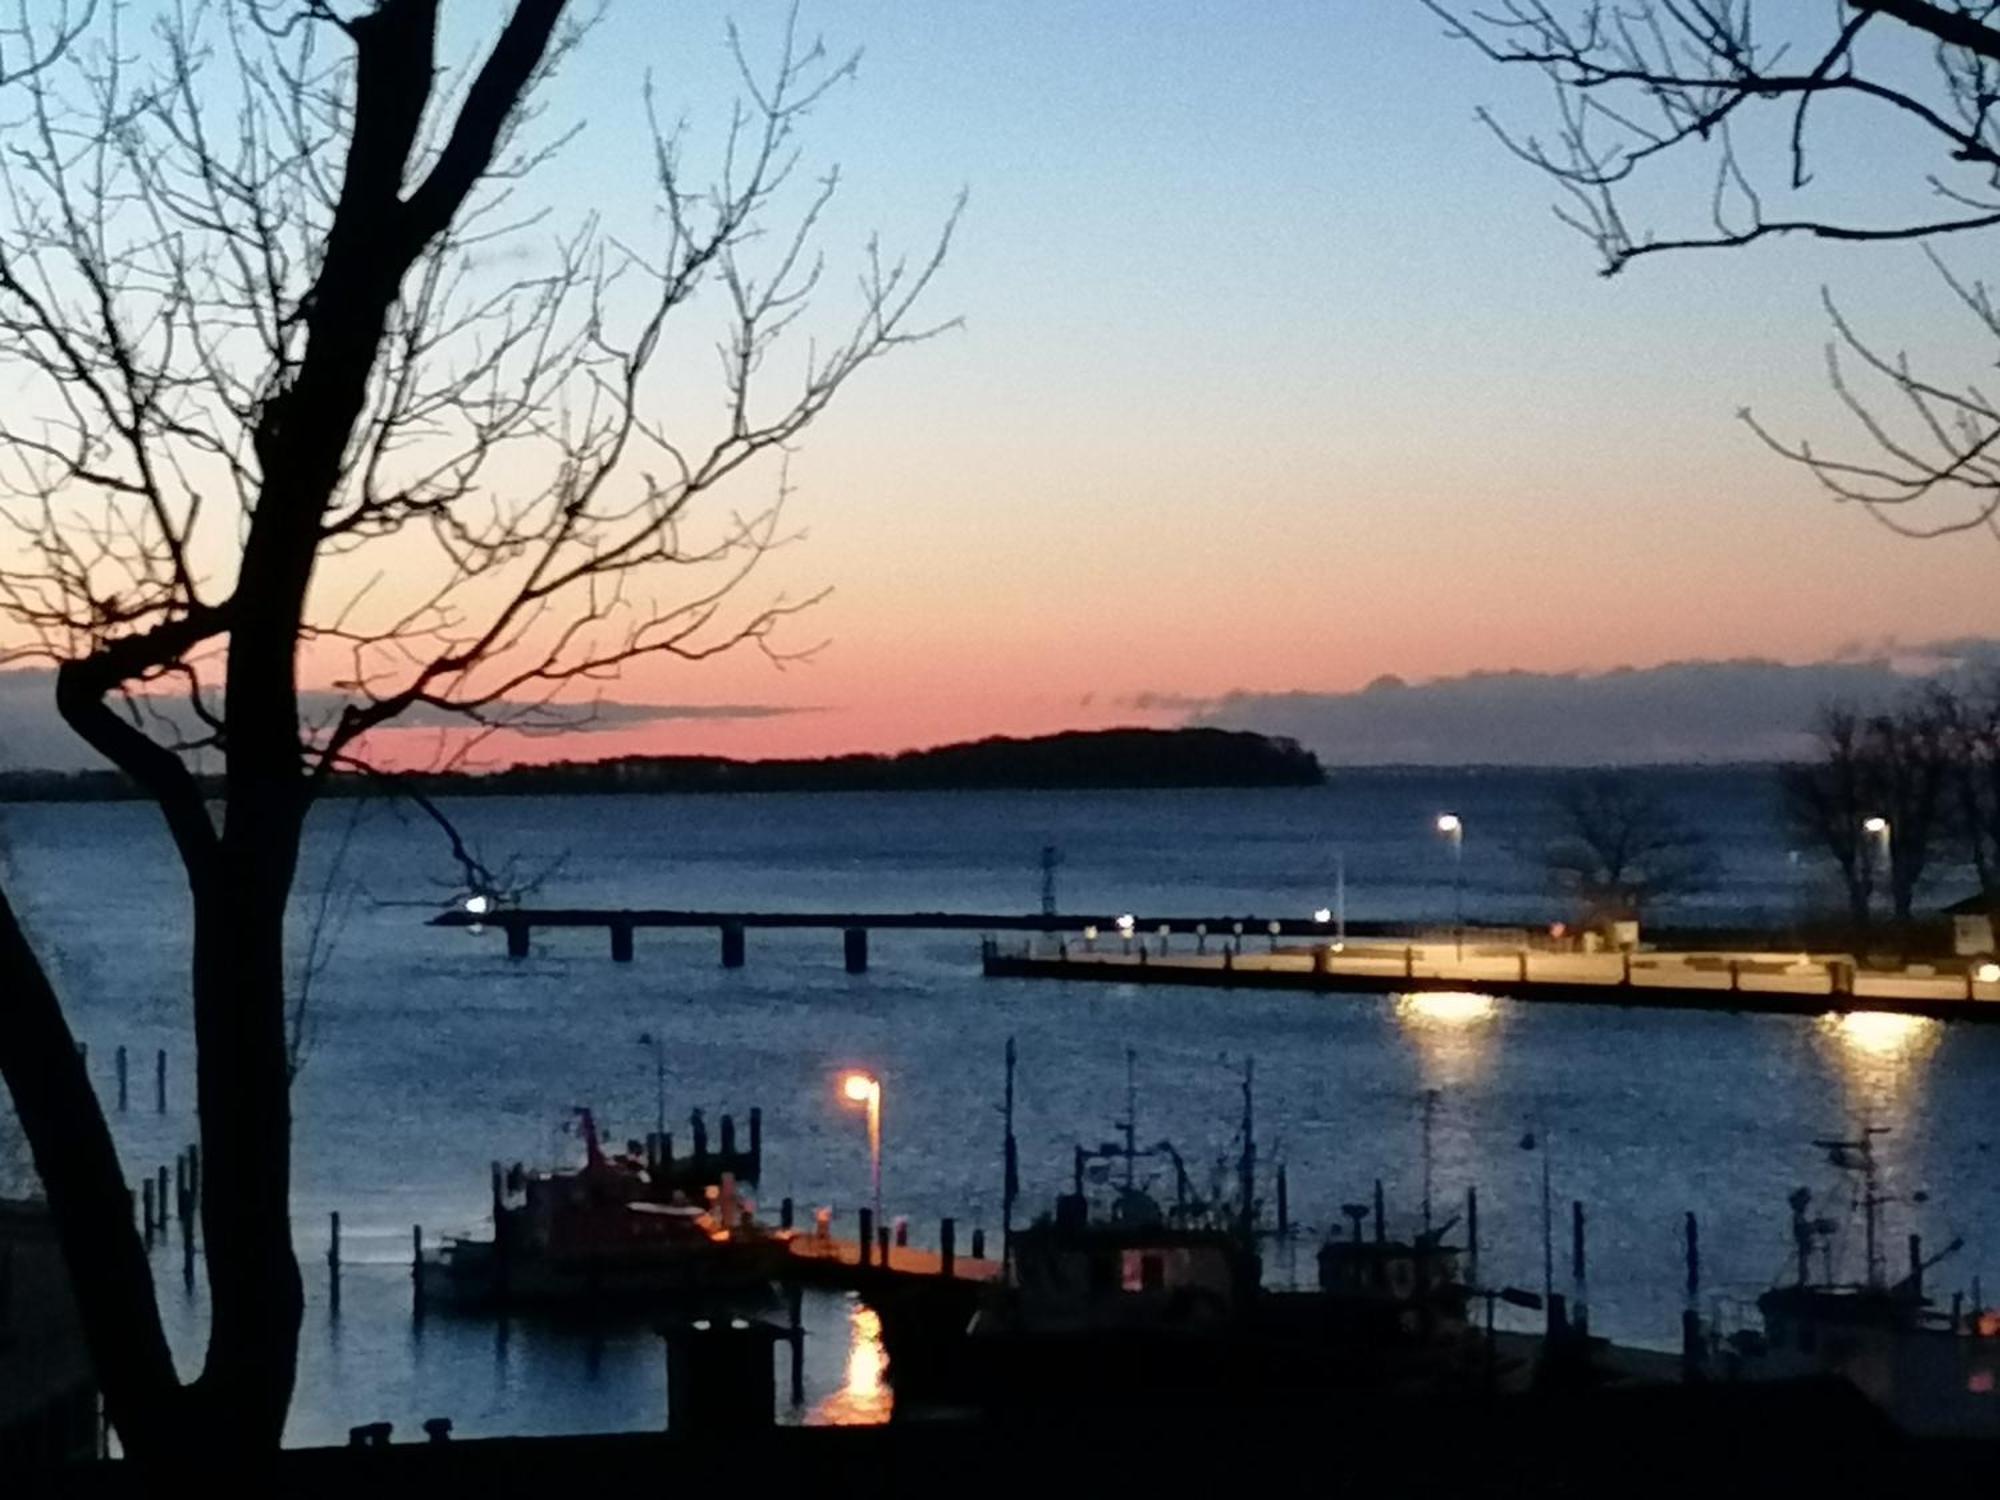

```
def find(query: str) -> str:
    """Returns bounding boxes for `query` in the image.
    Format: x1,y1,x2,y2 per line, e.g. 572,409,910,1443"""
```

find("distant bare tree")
1426,1,2000,542
1931,671,2000,901
0,0,954,1469
1538,773,1716,923
1781,700,1954,925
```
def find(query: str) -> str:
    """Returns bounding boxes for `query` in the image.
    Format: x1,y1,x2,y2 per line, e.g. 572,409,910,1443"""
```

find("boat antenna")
1815,1126,1890,1288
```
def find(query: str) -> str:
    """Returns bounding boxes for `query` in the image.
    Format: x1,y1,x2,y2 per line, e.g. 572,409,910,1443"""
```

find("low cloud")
1185,639,2000,767
0,668,812,771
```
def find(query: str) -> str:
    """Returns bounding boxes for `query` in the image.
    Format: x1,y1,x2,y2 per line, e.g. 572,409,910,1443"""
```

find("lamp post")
636,1031,666,1137
1863,816,1892,920
842,1072,884,1233
1437,814,1465,960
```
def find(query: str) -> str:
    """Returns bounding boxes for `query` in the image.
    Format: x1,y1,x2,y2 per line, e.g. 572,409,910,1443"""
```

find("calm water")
1,771,1994,1443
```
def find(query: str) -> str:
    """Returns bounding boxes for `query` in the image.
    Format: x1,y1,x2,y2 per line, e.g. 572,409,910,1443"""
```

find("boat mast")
1421,1088,1440,1237
1002,1037,1018,1276
1122,1048,1137,1192
1238,1057,1256,1241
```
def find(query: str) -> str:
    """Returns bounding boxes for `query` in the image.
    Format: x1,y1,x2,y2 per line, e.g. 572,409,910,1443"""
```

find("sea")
2,766,1996,1443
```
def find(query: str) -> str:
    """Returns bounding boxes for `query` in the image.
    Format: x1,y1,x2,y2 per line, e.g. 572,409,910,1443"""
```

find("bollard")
844,928,868,974
940,1218,957,1278
1276,1166,1289,1234
142,1178,156,1241
780,1196,794,1230
1312,946,1329,975
970,1227,986,1260
423,1418,453,1444
156,1049,167,1113
157,1166,169,1224
894,1215,909,1249
116,1045,128,1112
610,921,634,964
857,1208,874,1268
506,923,531,960
1404,946,1415,979
721,923,746,968
749,1107,762,1177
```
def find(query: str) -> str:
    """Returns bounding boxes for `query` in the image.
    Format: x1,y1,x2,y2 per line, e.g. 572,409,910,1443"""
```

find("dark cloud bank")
1185,639,2000,767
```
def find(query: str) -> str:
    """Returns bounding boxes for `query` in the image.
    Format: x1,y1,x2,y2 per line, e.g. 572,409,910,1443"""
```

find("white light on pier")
463,893,492,916
1313,908,1332,924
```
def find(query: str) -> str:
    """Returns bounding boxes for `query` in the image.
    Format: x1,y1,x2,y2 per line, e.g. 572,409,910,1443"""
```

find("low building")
1948,892,1997,957
0,1198,99,1475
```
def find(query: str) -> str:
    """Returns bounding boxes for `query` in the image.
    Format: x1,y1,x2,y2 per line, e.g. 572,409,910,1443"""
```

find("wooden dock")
785,1234,1001,1287
982,940,2000,1022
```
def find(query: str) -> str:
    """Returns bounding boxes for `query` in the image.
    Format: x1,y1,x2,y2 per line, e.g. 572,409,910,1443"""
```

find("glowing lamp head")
1116,914,1135,935
1977,961,2000,985
1313,908,1332,924
1863,817,1889,835
1435,813,1462,835
842,1072,878,1104
463,893,492,916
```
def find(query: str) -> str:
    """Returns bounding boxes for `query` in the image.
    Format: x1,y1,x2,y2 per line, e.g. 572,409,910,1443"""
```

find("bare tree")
0,0,954,1467
1426,1,2000,541
1537,772,1716,923
1931,670,2000,899
1781,699,1953,925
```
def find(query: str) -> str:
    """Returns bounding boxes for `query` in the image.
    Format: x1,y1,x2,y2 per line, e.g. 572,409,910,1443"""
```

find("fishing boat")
418,1106,791,1311
1718,1129,2000,1435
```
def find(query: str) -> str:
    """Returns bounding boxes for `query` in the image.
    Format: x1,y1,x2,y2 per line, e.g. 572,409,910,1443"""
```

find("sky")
4,2,1998,769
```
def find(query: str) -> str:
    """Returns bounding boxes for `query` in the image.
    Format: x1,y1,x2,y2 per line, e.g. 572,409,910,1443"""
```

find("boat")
1715,1129,2000,1435
418,1106,792,1311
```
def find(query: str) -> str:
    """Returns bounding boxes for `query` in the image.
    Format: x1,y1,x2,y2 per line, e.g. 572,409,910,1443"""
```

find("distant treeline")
0,727,1326,802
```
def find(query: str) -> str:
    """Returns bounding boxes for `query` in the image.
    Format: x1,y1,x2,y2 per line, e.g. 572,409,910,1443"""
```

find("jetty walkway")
982,938,2000,1021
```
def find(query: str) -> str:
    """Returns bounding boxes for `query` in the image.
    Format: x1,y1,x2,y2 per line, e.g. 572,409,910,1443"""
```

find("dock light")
1436,813,1462,836
1863,816,1889,834
1435,814,1466,959
463,893,492,916
1978,961,2000,985
1314,908,1332,925
840,1072,884,1235
1117,914,1135,933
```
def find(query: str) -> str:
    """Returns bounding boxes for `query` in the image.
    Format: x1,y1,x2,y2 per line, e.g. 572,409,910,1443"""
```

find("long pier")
431,905,1397,967
981,940,2000,1022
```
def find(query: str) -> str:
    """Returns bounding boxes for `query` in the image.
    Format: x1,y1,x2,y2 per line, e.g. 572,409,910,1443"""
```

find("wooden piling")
174,1155,188,1219
1518,951,1529,982
155,1049,166,1113
1276,1166,1289,1234
779,1196,794,1230
1404,946,1415,979
749,1107,762,1176
878,1224,891,1265
970,1227,986,1260
506,922,531,960
720,1114,736,1157
1728,960,1740,993
1373,1179,1386,1244
843,927,868,974
116,1045,128,1112
157,1166,169,1225
857,1208,874,1268
940,1217,957,1278
1684,1211,1699,1300
720,922,746,968
787,1284,805,1405
141,1178,156,1241
609,921,634,964
1467,1187,1480,1287
186,1143,200,1208
329,1212,342,1314
412,1225,425,1316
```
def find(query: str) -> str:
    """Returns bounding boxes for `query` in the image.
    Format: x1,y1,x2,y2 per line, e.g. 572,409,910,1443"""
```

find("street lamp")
1863,816,1892,918
841,1071,884,1234
636,1032,666,1137
1436,814,1465,960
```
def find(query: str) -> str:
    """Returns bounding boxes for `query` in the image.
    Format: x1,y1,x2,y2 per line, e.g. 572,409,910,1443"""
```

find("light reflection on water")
1394,990,1499,1089
808,1301,891,1426
1816,1010,1943,1120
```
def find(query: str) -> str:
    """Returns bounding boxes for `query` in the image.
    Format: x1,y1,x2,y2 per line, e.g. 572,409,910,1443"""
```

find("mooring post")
1467,1187,1480,1288
970,1227,986,1260
720,1114,736,1158
787,1284,806,1405
116,1045,128,1112
1276,1166,1290,1235
180,1203,196,1291
878,1224,891,1266
721,922,746,968
175,1154,188,1220
412,1225,425,1316
1404,946,1415,979
749,1107,762,1177
1572,1200,1588,1334
329,1212,342,1312
1622,950,1633,985
1685,1211,1700,1301
155,1049,167,1113
857,1208,874,1268
780,1196,794,1230
141,1178,156,1242
1373,1179,1387,1245
157,1166,169,1225
610,921,634,964
1728,960,1740,993
187,1143,200,1208
506,922,530,961
1518,951,1529,983
940,1217,957,1279
844,928,868,974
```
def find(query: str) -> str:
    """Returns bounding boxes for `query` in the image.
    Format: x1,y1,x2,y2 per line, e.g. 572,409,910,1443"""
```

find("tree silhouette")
0,0,953,1467
1427,1,2000,541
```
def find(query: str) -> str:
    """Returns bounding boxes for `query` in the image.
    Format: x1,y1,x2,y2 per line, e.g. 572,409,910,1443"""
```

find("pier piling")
1276,1166,1289,1234
155,1049,166,1113
411,1225,426,1318
749,1107,762,1176
720,1114,736,1158
857,1208,874,1268
1373,1179,1386,1244
157,1166,169,1225
329,1212,342,1313
187,1143,200,1207
940,1218,956,1278
507,923,531,960
1467,1187,1480,1287
780,1196,794,1230
844,927,868,974
787,1284,805,1406
720,922,746,968
141,1178,155,1242
116,1045,128,1112
610,921,634,964
970,1227,986,1260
